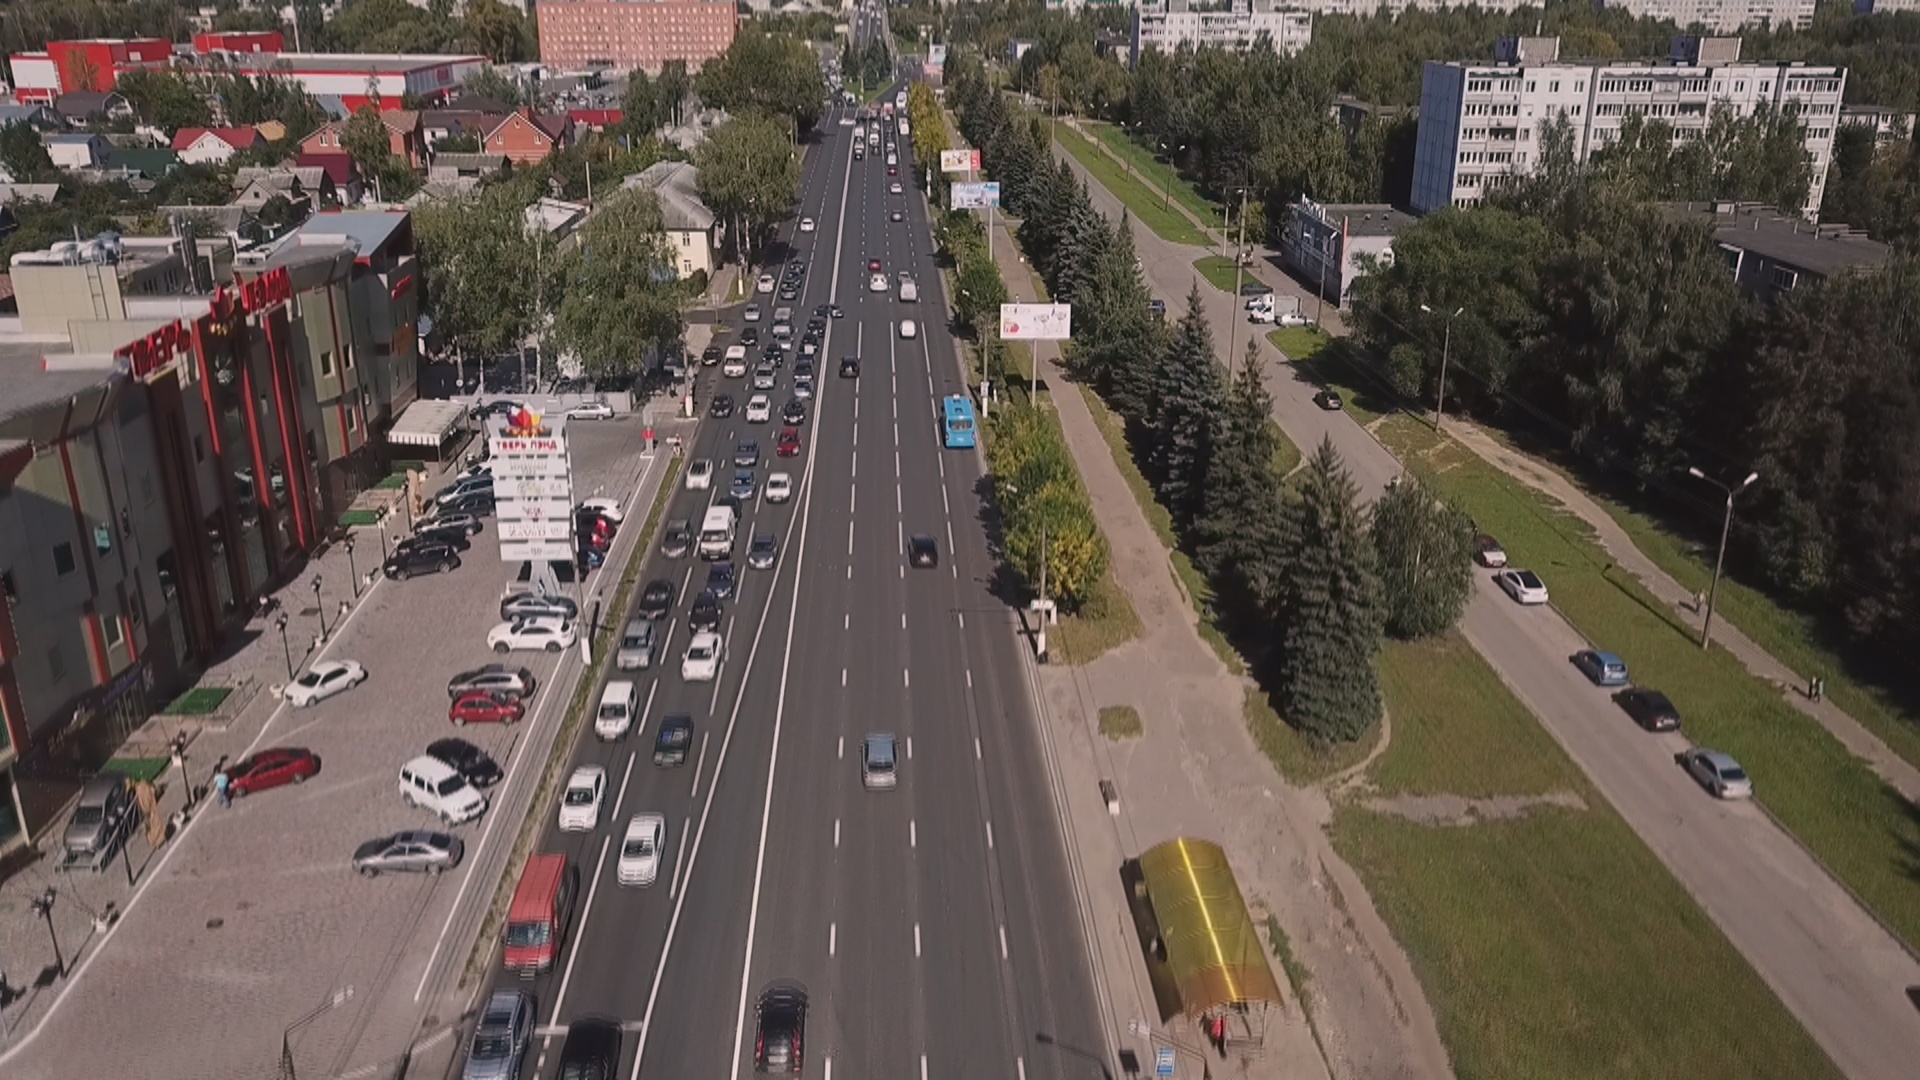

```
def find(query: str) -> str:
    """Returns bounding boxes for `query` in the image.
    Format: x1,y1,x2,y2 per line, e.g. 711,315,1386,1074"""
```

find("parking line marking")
611,751,636,820
547,834,611,1025
669,815,690,898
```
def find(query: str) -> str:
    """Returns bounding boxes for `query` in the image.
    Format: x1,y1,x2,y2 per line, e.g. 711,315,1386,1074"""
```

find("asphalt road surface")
473,100,1108,1080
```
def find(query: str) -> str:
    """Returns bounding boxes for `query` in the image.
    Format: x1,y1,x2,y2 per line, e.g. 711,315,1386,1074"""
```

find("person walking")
213,768,231,808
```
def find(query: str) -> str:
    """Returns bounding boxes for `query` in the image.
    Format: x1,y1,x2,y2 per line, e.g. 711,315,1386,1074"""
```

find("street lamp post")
1314,231,1334,329
1223,188,1251,378
1686,467,1760,650
169,732,195,812
29,887,62,978
311,576,327,640
274,613,294,682
1159,141,1185,213
1418,303,1466,433
344,535,358,598
280,986,355,1080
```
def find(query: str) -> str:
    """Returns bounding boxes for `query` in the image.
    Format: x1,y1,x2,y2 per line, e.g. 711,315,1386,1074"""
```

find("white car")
578,496,624,524
557,765,605,832
1276,312,1310,328
765,472,794,503
618,813,666,886
565,401,614,420
681,631,724,682
899,319,917,339
1495,569,1550,605
839,116,855,126
686,457,714,490
743,304,762,322
869,273,888,292
487,616,579,654
889,181,903,195
800,217,816,232
745,394,773,423
283,659,367,707
756,274,775,294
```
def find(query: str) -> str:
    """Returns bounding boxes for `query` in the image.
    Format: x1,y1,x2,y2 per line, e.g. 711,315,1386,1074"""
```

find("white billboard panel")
951,181,1001,210
499,539,575,563
939,149,980,173
999,303,1072,341
488,427,574,564
497,476,573,499
498,519,574,542
496,498,575,522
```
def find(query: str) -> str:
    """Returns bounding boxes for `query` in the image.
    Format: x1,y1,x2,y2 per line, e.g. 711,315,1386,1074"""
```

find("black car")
1614,688,1682,732
474,399,525,419
638,578,675,620
654,713,693,767
426,737,504,788
555,1018,621,1080
1313,389,1344,411
909,535,939,568
740,327,760,346
813,303,833,319
405,527,471,552
706,561,737,600
447,664,536,699
439,491,495,518
805,317,825,335
793,361,815,383
801,329,822,348
754,984,808,1074
735,440,761,467
710,394,736,418
839,356,860,378
781,399,808,425
701,344,723,366
385,541,460,580
661,518,693,558
689,590,722,632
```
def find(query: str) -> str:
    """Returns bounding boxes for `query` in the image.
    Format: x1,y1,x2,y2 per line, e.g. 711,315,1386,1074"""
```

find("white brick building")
1410,36,1845,217
1596,0,1817,32
1132,0,1314,62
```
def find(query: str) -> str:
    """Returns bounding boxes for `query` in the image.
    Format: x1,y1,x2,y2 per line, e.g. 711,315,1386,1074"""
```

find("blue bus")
942,395,977,449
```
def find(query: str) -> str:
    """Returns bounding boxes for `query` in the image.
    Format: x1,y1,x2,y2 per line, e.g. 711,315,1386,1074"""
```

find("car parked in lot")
558,766,606,831
500,592,578,622
417,511,484,537
578,497,623,525
63,774,138,869
1614,687,1682,732
487,616,578,654
1571,650,1629,686
1495,568,1549,605
765,473,794,504
449,690,525,726
565,401,614,420
386,541,461,580
661,518,693,558
354,830,464,876
618,813,666,886
681,631,723,681
228,747,320,796
400,754,488,824
654,713,693,766
447,664,536,699
437,491,494,518
1679,748,1753,799
1474,534,1508,568
427,737,503,788
284,659,367,707
638,578,675,620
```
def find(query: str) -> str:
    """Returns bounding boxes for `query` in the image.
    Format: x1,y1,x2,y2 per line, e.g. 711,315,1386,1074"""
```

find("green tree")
461,0,533,63
622,69,661,137
414,187,542,364
1275,438,1384,744
323,0,458,54
1195,341,1290,614
1370,476,1476,640
549,189,685,380
1076,213,1160,419
657,60,693,129
341,105,394,178
693,112,801,267
462,65,523,108
1147,285,1228,531
952,252,1007,339
115,69,213,134
989,407,1108,610
695,29,827,132
0,123,55,182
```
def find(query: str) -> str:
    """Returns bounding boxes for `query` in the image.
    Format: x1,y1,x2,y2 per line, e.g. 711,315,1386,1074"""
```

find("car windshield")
689,644,715,661
504,921,552,947
296,671,324,687
624,837,654,857
599,705,625,719
74,806,104,824
660,725,689,745
472,1036,513,1058
1719,763,1749,782
435,776,470,797
565,786,594,805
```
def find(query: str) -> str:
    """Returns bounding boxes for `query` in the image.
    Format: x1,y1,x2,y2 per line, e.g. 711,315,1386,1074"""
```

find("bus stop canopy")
1138,838,1284,1018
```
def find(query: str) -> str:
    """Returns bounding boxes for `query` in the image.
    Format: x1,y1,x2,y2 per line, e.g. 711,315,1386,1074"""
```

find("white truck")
698,505,736,560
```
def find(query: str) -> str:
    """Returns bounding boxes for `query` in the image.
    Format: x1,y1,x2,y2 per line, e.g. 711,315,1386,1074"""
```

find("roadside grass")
1054,123,1211,247
1273,334,1391,429
1339,606,1841,1080
1051,565,1142,666
1268,421,1302,478
1097,704,1144,740
1082,119,1224,230
164,687,232,715
1377,413,1920,948
1245,685,1375,784
1267,326,1330,362
1192,255,1241,295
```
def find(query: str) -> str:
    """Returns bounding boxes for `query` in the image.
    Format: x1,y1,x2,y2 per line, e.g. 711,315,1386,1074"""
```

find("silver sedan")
353,830,464,876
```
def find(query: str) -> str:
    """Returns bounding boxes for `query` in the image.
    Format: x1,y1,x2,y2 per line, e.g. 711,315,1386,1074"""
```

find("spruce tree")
1371,476,1477,639
1078,212,1157,408
1059,180,1111,307
1148,285,1228,530
1276,438,1385,744
1196,340,1290,614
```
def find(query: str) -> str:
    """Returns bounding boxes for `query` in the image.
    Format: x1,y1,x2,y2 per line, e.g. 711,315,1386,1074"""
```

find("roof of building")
0,338,109,424
0,104,59,128
233,165,330,192
285,209,410,258
171,126,264,152
420,109,509,133
406,178,483,206
625,161,716,232
52,91,125,118
297,151,358,186
0,184,59,205
380,109,421,133
567,108,624,127
1310,203,1417,238
525,196,589,237
44,133,106,145
427,152,508,172
235,51,486,75
157,205,252,232
1136,838,1285,1019
492,108,569,143
1667,201,1894,278
447,94,514,115
314,94,352,120
106,146,182,177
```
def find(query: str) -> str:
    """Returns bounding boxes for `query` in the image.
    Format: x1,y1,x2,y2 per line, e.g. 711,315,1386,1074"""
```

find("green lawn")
1051,559,1142,665
1267,326,1330,362
1082,119,1223,231
1245,685,1376,784
1276,335,1396,429
1192,255,1242,294
1054,123,1211,247
1335,614,1841,1080
164,687,232,716
1377,414,1920,949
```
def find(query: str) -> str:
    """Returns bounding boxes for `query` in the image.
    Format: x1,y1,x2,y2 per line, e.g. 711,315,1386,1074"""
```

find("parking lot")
0,412,681,1080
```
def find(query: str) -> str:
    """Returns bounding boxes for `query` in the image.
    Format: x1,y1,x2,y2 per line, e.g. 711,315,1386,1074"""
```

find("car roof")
1591,651,1624,665
568,765,604,783
1699,749,1741,769
661,713,692,730
911,534,935,545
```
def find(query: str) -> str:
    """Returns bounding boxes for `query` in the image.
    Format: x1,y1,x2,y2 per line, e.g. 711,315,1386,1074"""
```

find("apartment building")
1595,0,1817,31
1410,36,1846,216
1133,0,1314,63
536,0,739,73
1839,103,1914,146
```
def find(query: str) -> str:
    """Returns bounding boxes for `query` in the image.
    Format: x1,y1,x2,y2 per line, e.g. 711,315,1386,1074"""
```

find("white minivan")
399,755,488,825
596,680,638,740
698,505,737,559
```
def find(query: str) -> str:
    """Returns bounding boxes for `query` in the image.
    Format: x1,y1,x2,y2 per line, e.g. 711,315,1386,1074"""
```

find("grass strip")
1054,123,1211,247
1192,255,1241,295
1097,704,1143,740
1082,119,1223,230
1243,684,1374,784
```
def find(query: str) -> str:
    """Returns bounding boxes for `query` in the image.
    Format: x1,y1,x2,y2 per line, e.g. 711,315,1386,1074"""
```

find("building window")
53,541,76,576
103,607,123,648
1770,265,1799,291
1,567,16,606
346,406,358,433
319,351,334,377
48,643,65,681
193,433,206,462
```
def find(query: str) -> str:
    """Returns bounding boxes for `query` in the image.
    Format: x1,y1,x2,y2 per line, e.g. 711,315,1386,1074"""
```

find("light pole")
1686,467,1759,650
344,535,358,598
275,612,294,682
311,575,327,640
1223,187,1251,378
280,986,355,1080
1419,303,1465,433
1005,484,1053,662
29,887,62,978
169,732,195,812
1159,140,1185,213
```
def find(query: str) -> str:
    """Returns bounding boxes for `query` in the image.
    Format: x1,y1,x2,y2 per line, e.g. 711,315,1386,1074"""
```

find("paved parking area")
0,415,681,1080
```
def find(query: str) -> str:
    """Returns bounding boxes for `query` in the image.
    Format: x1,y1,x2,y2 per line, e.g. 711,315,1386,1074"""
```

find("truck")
698,505,737,559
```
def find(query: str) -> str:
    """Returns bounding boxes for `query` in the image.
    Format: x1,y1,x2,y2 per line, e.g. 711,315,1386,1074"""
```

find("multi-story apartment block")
1133,0,1314,63
1596,0,1817,32
1410,36,1846,217
536,0,739,73
1839,103,1914,146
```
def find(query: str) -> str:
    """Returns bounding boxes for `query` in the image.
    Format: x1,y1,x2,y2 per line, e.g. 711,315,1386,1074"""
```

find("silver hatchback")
616,618,657,671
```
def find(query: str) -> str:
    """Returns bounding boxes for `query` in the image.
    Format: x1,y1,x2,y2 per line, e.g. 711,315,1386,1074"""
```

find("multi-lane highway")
474,100,1108,1080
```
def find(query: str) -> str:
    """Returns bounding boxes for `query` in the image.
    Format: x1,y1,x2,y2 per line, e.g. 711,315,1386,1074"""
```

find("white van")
899,279,918,303
596,680,638,740
399,755,488,825
698,505,737,560
723,344,749,377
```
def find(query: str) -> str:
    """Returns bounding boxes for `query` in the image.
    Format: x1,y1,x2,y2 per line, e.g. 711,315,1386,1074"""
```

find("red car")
867,258,882,273
776,427,801,457
449,690,525,726
888,165,898,176
227,748,320,796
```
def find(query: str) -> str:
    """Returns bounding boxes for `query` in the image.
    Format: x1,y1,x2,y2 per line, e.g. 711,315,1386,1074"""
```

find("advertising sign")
951,181,1001,210
939,149,980,174
999,303,1072,341
499,519,574,542
489,426,575,564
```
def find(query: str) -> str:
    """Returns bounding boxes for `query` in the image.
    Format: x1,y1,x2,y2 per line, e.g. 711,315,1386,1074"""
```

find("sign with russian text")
115,319,194,383
999,303,1072,341
951,181,1001,209
940,149,981,174
489,427,575,564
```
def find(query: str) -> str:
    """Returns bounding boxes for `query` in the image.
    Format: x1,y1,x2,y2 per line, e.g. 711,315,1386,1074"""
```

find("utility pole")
1223,188,1250,377
1419,303,1465,433
1036,518,1049,663
1687,467,1759,650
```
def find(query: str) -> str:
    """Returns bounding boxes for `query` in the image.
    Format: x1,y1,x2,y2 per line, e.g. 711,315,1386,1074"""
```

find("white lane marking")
850,482,856,514
941,484,949,515
841,667,847,687
975,736,982,760
826,1057,834,1080
848,565,853,580
834,817,841,848
966,670,973,689
1000,924,1009,959
896,483,902,514
910,819,917,848
921,1054,929,1080
986,820,994,849
906,735,913,759
837,735,845,759
829,922,837,957
669,815,690,898
1017,1057,1026,1080
946,519,956,556
611,751,636,820
690,731,711,796
844,612,850,630
914,922,922,957
901,611,907,630
546,834,611,1024
903,668,910,687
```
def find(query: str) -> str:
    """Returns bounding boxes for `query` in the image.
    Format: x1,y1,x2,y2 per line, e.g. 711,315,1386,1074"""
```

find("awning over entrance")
388,400,468,448
1137,838,1285,1018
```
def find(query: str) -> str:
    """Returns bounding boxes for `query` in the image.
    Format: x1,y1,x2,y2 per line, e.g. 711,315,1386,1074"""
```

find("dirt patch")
1362,790,1586,827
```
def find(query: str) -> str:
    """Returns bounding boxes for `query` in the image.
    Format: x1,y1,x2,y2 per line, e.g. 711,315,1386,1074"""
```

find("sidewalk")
983,219,1452,1080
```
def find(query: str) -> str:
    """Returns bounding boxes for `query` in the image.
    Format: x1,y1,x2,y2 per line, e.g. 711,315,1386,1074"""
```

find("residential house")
625,161,718,279
51,91,132,126
171,126,266,166
567,108,624,134
233,165,337,211
155,205,254,239
296,152,364,205
379,110,426,169
420,109,508,151
0,184,60,206
253,120,287,143
483,108,571,166
100,146,182,184
43,132,112,170
298,121,348,156
0,104,62,131
525,197,590,243
426,152,508,183
405,178,484,207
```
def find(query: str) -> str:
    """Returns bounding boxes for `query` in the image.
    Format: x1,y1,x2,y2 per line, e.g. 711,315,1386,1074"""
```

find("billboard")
488,422,576,564
951,181,1001,210
1000,303,1073,341
939,149,981,174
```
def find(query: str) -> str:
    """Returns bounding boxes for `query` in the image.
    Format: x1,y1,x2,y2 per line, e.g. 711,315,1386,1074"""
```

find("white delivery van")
899,278,918,303
596,680,638,740
698,505,737,560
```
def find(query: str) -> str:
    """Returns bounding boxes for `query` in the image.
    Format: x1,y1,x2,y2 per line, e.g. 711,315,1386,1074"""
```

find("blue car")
730,470,757,501
1571,650,1628,687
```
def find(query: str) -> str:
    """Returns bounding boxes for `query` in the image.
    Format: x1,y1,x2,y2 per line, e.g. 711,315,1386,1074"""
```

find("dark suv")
653,713,693,767
385,540,460,580
555,1018,620,1080
754,984,808,1074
